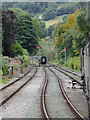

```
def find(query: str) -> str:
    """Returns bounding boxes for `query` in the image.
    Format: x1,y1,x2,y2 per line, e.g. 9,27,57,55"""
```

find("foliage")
40,21,48,38
20,55,29,67
22,49,29,56
9,8,38,55
76,10,88,37
47,25,54,37
8,7,29,18
43,6,57,21
11,43,29,56
3,2,81,21
2,10,17,57
2,3,89,72
54,7,88,58
66,56,81,71
32,18,43,38
62,15,68,24
52,6,89,71
37,38,56,61
40,21,46,28
56,3,79,16
2,61,9,76
12,44,24,56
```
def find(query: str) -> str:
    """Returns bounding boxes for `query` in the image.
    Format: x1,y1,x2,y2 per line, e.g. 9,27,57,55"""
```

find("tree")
16,15,38,55
71,10,88,53
76,11,88,33
9,7,29,18
43,7,56,21
40,21,48,38
2,10,17,57
9,8,39,55
32,18,43,38
47,25,54,37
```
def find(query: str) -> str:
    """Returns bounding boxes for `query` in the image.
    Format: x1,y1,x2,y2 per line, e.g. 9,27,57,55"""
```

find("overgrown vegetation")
2,2,89,74
20,55,29,67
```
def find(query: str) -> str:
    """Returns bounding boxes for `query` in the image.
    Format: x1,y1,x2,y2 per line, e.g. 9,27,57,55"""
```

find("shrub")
2,61,9,76
12,44,24,56
66,56,81,71
20,55,29,67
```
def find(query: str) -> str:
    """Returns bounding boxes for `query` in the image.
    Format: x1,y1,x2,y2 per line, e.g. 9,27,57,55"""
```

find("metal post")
88,2,90,119
65,46,66,65
81,48,84,73
88,37,90,120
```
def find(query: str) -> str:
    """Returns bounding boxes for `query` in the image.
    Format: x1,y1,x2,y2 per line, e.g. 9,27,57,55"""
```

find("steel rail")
41,67,50,120
0,67,37,107
0,67,33,91
48,67,85,120
48,63,81,77
57,66,81,77
53,66,83,86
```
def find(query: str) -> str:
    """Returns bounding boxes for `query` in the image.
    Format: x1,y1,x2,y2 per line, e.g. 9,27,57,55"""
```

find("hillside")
2,2,82,28
2,2,80,18
42,15,65,28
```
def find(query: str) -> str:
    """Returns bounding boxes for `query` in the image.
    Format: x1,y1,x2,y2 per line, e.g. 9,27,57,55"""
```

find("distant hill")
2,2,80,20
2,2,87,28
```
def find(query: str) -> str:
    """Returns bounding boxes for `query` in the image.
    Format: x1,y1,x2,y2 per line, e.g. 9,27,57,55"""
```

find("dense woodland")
2,2,89,72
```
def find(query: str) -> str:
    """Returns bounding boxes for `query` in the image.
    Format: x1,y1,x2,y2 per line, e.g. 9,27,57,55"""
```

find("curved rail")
53,66,83,86
48,67,85,120
0,67,37,107
41,67,50,119
48,63,81,77
0,67,32,91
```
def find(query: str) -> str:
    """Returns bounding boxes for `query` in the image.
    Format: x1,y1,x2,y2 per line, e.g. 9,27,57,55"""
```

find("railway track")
0,66,37,107
41,66,85,120
0,67,32,91
41,67,50,119
48,63,82,86
49,63,81,77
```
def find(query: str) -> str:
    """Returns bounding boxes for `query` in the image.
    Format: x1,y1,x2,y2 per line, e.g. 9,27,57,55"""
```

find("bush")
12,44,24,56
12,44,29,56
66,56,81,71
60,58,64,64
2,61,9,76
20,55,29,67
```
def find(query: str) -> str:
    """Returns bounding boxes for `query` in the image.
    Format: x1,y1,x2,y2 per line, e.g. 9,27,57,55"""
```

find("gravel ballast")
0,67,44,118
50,67,88,119
45,67,77,118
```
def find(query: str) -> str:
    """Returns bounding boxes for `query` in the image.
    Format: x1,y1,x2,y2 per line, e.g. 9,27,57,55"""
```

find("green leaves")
11,44,24,56
32,18,43,38
76,11,88,32
8,7,29,18
43,7,56,21
9,8,39,55
2,10,16,57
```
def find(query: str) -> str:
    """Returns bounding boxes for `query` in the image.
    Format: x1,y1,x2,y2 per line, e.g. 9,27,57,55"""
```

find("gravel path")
45,67,76,118
0,67,44,118
50,67,88,119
